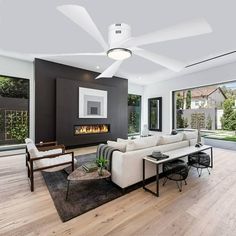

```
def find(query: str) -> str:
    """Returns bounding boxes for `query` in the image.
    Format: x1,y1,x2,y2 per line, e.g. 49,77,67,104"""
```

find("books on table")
82,162,98,173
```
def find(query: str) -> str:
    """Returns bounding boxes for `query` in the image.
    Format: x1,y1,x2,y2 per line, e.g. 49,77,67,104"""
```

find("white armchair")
25,138,76,191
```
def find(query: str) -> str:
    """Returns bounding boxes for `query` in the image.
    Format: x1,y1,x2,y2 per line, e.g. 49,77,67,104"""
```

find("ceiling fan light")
107,48,132,60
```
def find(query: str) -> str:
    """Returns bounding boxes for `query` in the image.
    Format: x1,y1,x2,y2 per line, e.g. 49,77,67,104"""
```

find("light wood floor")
0,147,236,236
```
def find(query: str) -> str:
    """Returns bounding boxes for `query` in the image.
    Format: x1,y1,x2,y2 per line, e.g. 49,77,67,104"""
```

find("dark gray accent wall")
35,59,128,146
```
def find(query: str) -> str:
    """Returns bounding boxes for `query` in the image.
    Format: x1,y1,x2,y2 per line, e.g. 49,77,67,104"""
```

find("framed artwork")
79,87,107,118
148,97,162,131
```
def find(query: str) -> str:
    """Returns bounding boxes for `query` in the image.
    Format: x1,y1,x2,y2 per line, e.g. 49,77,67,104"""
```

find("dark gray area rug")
42,153,123,222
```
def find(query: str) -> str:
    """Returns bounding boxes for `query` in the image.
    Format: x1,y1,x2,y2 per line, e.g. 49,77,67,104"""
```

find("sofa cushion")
183,130,198,140
126,135,159,152
107,141,127,152
111,140,190,188
117,138,130,144
160,133,184,145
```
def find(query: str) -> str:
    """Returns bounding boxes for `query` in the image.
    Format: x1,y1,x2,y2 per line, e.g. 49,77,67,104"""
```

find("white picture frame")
79,87,107,118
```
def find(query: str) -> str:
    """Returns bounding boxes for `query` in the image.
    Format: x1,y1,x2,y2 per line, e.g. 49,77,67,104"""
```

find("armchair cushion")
34,154,76,172
39,148,63,157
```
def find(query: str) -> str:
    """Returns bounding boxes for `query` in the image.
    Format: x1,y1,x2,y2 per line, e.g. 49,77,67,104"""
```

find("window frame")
171,79,236,130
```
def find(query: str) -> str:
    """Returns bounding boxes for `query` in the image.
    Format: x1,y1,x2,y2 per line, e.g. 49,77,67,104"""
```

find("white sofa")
108,131,199,189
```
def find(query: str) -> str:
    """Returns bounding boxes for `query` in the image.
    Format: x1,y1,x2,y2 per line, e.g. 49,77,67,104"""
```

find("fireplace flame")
75,125,109,135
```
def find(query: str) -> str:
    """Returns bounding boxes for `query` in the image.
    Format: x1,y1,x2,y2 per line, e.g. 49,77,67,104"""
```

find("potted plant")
96,157,108,176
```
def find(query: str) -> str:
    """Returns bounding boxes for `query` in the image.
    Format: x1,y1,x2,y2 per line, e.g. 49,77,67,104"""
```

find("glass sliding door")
172,81,236,142
128,94,141,135
0,75,29,146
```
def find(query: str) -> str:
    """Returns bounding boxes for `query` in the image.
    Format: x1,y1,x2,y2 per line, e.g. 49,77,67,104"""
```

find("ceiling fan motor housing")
108,23,131,49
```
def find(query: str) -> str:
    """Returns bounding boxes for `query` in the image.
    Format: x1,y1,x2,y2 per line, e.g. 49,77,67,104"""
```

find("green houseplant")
96,157,108,176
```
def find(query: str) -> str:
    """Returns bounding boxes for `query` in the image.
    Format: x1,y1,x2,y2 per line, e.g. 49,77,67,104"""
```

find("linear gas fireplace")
74,124,110,135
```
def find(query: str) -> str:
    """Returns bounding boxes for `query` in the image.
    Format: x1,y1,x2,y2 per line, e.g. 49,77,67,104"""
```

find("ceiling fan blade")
133,48,185,72
122,18,212,48
36,52,106,58
57,5,108,51
95,60,123,79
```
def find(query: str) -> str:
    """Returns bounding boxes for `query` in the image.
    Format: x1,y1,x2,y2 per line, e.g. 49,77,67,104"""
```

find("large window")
173,81,236,142
0,75,29,146
128,94,141,135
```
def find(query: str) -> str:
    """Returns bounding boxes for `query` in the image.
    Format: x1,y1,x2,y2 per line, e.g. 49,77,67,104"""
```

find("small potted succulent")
96,157,108,176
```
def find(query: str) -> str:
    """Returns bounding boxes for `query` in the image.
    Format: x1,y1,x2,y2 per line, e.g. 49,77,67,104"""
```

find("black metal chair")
188,152,211,177
162,159,189,192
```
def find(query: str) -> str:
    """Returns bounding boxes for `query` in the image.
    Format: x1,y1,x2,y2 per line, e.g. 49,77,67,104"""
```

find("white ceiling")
0,0,236,85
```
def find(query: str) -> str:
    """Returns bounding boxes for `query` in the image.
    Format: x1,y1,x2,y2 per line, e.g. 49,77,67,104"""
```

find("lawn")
201,129,236,142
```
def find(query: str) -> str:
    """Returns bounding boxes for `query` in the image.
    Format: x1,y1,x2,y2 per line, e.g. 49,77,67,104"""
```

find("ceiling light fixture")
107,48,132,61
96,65,100,69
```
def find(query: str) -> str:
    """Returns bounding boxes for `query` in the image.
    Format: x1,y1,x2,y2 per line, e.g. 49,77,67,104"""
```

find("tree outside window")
128,94,141,135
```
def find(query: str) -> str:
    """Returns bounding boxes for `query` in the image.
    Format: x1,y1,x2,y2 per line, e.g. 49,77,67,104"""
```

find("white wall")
128,82,144,96
142,61,236,134
0,56,35,140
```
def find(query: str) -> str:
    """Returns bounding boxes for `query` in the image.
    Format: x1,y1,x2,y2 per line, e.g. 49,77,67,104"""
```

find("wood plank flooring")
0,147,236,236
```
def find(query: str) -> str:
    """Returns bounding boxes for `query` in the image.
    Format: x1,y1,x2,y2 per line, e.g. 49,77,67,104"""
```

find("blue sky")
221,81,236,89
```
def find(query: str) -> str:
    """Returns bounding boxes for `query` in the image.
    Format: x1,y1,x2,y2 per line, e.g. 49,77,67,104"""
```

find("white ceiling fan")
41,5,212,79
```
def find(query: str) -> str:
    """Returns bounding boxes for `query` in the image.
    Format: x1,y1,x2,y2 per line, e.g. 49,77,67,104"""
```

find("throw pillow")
183,130,198,140
160,133,184,145
126,136,158,152
107,141,127,152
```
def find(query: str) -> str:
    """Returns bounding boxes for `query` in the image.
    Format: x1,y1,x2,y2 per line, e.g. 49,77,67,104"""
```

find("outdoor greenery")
221,86,236,100
150,99,158,129
176,92,189,128
207,135,236,142
191,113,205,129
0,76,29,99
206,115,213,130
0,76,29,145
176,92,184,109
221,98,236,130
6,111,29,143
223,136,236,141
186,90,191,109
128,94,141,134
128,111,139,133
176,110,188,129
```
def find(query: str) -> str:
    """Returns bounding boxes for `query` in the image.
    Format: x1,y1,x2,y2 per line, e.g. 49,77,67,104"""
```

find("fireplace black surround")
35,59,128,147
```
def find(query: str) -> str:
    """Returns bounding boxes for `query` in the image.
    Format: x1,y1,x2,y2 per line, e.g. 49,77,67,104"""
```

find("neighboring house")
177,86,227,130
180,86,227,109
